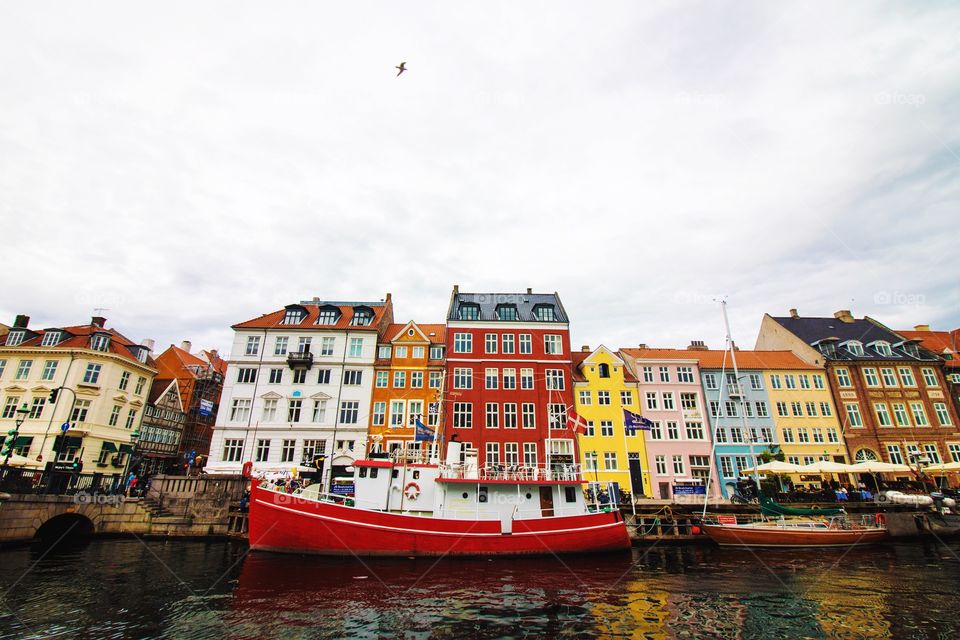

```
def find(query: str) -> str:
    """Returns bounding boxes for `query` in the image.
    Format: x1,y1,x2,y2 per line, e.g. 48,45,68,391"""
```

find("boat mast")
720,300,761,495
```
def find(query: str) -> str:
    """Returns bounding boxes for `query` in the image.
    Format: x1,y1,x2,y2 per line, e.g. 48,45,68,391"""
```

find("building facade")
138,378,187,474
443,287,576,475
619,347,718,500
368,321,446,460
572,345,650,497
0,314,155,482
757,310,960,482
206,296,393,487
898,325,960,427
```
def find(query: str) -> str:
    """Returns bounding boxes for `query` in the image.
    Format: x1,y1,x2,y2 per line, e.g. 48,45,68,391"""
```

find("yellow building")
764,359,848,468
573,345,651,497
0,314,156,482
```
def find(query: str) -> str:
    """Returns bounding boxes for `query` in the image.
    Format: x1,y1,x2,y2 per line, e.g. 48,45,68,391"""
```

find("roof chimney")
208,349,219,360
913,324,931,332
13,315,29,329
638,343,647,349
833,310,854,323
91,316,106,328
789,308,799,319
385,292,392,302
581,345,590,352
526,287,533,294
687,340,708,351
141,338,155,353
452,284,459,294
180,340,192,353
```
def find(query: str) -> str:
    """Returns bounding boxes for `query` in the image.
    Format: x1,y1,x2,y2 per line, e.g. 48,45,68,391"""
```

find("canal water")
1,538,959,639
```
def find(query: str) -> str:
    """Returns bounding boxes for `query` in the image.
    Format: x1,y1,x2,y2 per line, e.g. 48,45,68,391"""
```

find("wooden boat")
701,515,889,548
248,441,631,556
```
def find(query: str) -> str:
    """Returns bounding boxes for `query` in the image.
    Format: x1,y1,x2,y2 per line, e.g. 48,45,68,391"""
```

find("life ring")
404,482,421,500
875,513,886,526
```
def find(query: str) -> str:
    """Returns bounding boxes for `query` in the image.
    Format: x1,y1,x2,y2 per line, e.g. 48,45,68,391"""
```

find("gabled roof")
447,289,569,323
572,348,638,382
148,378,180,406
770,315,938,362
1,321,155,368
898,329,959,367
384,322,446,344
233,296,393,331
690,350,821,371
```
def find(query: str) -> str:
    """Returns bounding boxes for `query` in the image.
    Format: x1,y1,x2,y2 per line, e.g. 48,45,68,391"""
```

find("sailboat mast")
720,300,761,493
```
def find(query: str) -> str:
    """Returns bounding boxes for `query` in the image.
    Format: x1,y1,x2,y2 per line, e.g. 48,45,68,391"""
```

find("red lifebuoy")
875,513,886,526
404,482,421,500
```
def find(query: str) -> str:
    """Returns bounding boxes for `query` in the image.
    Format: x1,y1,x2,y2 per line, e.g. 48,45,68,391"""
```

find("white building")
206,296,393,488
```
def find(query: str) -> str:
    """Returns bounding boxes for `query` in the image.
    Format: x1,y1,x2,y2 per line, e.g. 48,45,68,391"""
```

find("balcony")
726,383,744,396
287,350,314,369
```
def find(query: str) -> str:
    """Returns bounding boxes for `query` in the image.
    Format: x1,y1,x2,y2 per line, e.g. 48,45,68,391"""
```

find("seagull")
395,61,407,76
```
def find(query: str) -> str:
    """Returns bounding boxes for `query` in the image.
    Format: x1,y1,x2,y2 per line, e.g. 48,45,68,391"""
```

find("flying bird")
395,62,407,76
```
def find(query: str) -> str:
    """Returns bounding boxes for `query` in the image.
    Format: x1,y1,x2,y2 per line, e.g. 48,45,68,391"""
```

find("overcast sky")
2,1,957,357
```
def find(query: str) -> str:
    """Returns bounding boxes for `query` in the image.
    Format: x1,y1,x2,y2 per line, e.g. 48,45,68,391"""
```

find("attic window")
533,305,556,321
316,307,340,325
282,308,306,325
496,305,518,321
91,334,110,352
873,341,892,356
41,331,62,347
459,304,480,321
845,341,864,356
6,331,24,347
351,307,373,326
136,347,149,363
903,343,920,358
598,363,610,378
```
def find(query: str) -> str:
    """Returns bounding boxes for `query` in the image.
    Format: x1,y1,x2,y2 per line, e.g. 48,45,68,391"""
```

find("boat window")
564,487,577,502
359,468,368,478
478,487,488,503
392,469,399,478
462,492,469,499
370,468,378,478
412,470,420,479
525,493,532,499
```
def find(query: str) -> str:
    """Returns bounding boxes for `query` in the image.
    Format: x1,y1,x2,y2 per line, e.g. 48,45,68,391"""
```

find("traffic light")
48,388,59,404
71,458,83,474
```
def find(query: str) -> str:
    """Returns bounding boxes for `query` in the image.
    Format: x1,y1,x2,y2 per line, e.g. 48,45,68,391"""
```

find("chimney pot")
180,340,192,353
91,316,106,328
13,315,29,329
789,308,799,319
833,310,854,323
141,338,155,353
913,324,930,332
687,340,708,351
526,287,533,294
453,284,459,294
581,345,590,352
638,343,647,349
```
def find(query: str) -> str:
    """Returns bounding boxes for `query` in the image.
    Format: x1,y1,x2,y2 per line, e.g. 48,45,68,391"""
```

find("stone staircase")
139,496,176,518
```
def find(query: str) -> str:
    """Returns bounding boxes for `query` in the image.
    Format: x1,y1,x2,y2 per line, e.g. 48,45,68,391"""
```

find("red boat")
248,442,631,556
701,515,890,548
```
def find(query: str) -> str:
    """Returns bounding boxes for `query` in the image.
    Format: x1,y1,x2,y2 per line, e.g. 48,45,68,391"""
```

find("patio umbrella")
798,460,856,474
3,454,42,468
922,461,960,473
740,460,805,474
848,461,911,473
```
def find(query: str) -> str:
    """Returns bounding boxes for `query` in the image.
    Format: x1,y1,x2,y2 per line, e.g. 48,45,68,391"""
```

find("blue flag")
623,409,654,434
415,419,435,442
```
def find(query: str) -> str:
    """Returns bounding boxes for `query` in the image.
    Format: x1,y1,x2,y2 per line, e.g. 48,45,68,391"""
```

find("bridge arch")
34,512,96,543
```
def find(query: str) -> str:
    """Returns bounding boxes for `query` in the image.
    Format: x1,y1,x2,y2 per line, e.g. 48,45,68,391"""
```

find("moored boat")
701,515,890,548
248,441,631,556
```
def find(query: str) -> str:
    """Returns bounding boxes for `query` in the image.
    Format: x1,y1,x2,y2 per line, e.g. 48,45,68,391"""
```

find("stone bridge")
0,474,249,544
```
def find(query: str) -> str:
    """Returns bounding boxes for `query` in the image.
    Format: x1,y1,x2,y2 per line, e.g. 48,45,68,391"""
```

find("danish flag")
567,409,589,435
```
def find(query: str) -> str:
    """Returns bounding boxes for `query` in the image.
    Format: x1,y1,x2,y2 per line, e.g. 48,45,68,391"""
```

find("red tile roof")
233,298,393,332
899,329,959,367
2,322,155,368
383,322,446,344
620,347,819,370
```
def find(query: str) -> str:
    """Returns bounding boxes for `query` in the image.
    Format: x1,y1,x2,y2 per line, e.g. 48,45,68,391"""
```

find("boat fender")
404,482,421,500
875,513,885,526
691,525,702,535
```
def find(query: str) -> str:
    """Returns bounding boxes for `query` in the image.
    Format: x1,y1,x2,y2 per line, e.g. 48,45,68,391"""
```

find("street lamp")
1,403,31,472
121,429,141,494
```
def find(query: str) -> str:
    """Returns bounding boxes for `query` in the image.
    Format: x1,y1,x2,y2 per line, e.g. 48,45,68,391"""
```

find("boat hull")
701,523,890,548
248,483,632,556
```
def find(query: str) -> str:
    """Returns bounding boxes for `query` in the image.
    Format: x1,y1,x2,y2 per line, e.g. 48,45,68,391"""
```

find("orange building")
368,321,446,461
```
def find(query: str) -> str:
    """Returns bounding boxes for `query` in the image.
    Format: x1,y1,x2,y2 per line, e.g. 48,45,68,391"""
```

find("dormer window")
41,331,62,347
316,306,340,325
496,305,518,321
5,331,24,347
598,363,610,378
351,307,373,326
872,341,892,356
819,342,836,358
136,347,149,363
90,334,110,352
903,342,920,358
845,341,864,356
281,306,307,325
459,304,480,321
533,304,556,321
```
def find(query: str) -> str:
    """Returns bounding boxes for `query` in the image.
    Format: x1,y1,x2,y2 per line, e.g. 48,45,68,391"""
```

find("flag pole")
621,409,637,521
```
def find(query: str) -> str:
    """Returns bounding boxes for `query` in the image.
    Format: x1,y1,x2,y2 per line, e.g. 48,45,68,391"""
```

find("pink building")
619,347,720,500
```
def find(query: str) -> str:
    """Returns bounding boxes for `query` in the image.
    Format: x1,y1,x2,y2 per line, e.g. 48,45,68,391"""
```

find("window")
262,398,278,422
599,421,614,437
662,393,675,410
255,439,271,462
755,401,768,417
454,368,472,389
813,374,825,389
349,338,364,357
339,401,359,424
316,308,339,325
845,403,863,427
704,373,717,389
799,374,810,389
108,405,121,426
731,428,744,443
502,334,515,354
924,444,941,464
320,337,335,356
485,333,498,354
578,390,592,406
910,402,928,427
302,439,326,463
485,368,499,390
505,403,520,429
343,370,362,385
646,392,658,410
948,443,960,463
679,393,697,410
544,335,562,355
459,304,480,321
819,402,832,417
411,371,423,388
649,421,662,440
15,360,32,380
523,443,537,466
230,398,251,421
846,341,864,356
244,336,261,356
642,367,654,383
282,309,304,325
503,368,517,390
791,401,802,417
548,404,567,430
534,305,556,321
485,403,499,429
519,334,532,354
806,402,817,416
835,368,852,388
812,428,824,443
0,360,6,379
120,407,135,428
898,367,916,387
545,369,565,390
620,391,634,406
429,345,444,360
287,399,302,422
351,308,373,326
372,401,386,426
429,371,443,389
872,403,893,427
657,366,669,383
863,368,880,387
378,345,392,359
886,445,903,465
279,439,296,463
880,368,897,387
934,403,952,426
237,368,257,384
655,455,667,475
769,374,782,389
922,368,938,387
677,366,694,383
376,371,388,388
666,422,679,439
719,457,734,478
79,363,101,385
709,401,720,418
797,428,809,443
685,422,704,440
747,373,762,390
222,439,244,462
90,334,110,351
781,428,794,443
827,428,839,443
584,452,599,471
314,369,330,385
453,403,472,428
394,346,408,359
597,391,610,406
273,337,289,356
28,397,45,419
603,452,618,470
453,333,473,354
293,369,306,384
713,427,727,443
520,403,534,429
784,374,796,389
725,401,738,417
672,455,684,475
519,368,533,389
390,400,405,426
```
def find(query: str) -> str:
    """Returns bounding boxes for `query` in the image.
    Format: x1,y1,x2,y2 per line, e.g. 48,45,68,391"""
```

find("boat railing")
439,463,583,482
